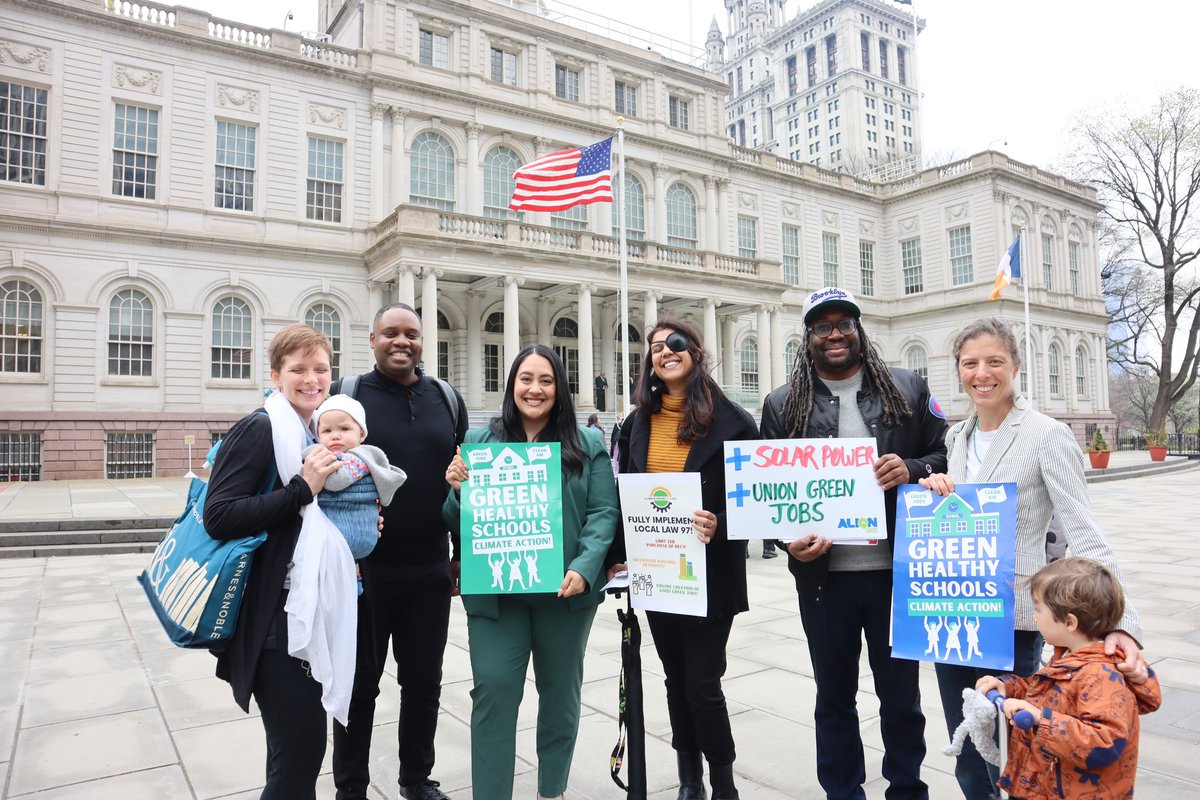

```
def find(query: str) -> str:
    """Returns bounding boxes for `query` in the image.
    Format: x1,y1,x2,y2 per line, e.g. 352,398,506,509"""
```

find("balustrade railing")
208,19,271,48
105,0,175,26
438,213,505,240
299,40,359,68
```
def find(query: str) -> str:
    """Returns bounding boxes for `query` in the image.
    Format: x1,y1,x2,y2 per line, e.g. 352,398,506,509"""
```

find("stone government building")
1,0,1112,480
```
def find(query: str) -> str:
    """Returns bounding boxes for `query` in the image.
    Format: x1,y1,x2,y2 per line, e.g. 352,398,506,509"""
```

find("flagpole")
617,118,630,418
1020,227,1034,408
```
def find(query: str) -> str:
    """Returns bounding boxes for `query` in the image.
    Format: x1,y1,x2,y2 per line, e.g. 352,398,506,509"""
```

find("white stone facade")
1,0,1110,479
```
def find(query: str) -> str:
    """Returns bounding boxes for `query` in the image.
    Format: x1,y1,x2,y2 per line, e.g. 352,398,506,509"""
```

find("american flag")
508,138,613,212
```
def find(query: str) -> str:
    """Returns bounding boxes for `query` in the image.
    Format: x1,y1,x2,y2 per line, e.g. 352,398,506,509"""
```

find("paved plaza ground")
1,464,1197,798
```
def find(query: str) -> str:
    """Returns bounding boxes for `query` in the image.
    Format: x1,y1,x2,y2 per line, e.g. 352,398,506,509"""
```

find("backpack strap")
431,376,460,433
337,373,360,399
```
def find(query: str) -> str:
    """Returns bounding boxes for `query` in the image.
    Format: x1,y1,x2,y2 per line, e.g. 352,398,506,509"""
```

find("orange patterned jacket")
999,643,1161,799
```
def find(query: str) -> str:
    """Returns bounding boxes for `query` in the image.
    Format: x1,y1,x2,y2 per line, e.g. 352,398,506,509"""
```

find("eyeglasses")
809,319,858,339
649,331,691,355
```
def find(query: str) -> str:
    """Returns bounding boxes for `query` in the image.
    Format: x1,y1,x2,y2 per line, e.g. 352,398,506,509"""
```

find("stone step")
0,541,159,559
0,527,167,548
0,516,176,534
1086,459,1199,484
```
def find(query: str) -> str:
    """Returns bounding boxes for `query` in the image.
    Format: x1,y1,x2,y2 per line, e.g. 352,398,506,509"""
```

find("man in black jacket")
594,370,608,412
332,304,467,800
760,287,947,800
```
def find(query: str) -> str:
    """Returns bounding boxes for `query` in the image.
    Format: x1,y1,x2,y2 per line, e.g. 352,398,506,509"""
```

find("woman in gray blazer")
919,317,1146,800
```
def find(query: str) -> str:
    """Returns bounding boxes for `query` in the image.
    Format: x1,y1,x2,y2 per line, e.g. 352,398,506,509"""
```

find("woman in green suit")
443,344,618,800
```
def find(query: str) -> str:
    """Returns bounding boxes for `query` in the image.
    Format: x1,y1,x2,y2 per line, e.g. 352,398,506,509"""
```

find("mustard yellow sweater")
646,393,693,473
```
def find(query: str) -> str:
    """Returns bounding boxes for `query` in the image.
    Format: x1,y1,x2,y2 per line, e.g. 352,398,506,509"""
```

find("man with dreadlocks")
761,287,947,800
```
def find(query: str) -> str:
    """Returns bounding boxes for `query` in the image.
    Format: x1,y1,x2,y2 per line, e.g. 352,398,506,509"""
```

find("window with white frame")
490,47,518,86
552,317,580,395
305,302,342,380
211,296,252,380
410,131,455,211
551,203,588,231
483,146,521,220
214,120,256,211
105,432,154,478
782,225,801,285
740,337,759,395
900,238,922,294
611,174,645,240
306,136,344,222
1048,344,1061,395
859,241,875,296
821,232,839,286
949,225,973,285
0,432,41,481
1069,241,1080,295
1075,346,1087,398
555,64,580,101
112,103,159,199
665,183,697,248
669,96,689,130
107,288,153,377
1,81,48,186
1042,233,1054,289
784,339,801,377
737,216,758,259
419,29,449,68
614,324,641,396
906,345,928,381
615,80,637,117
0,278,42,374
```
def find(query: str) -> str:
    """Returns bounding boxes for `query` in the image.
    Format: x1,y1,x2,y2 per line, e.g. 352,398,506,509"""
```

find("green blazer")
442,424,619,618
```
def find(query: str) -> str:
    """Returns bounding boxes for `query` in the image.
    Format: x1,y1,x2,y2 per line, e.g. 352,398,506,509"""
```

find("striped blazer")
945,396,1142,638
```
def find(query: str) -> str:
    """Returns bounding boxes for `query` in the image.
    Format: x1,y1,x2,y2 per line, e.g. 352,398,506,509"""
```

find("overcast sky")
187,0,1194,171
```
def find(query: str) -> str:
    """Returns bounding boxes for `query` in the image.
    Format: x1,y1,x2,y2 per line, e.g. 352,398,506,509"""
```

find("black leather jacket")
760,366,948,603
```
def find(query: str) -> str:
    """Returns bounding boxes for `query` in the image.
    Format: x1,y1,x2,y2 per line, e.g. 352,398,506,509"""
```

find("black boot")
675,750,707,800
709,761,740,800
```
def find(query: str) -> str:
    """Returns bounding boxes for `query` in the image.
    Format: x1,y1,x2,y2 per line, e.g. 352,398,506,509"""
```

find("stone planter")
1149,446,1168,462
1088,450,1111,469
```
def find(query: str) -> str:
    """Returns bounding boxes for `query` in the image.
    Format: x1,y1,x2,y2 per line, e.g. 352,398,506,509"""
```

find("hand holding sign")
874,453,910,491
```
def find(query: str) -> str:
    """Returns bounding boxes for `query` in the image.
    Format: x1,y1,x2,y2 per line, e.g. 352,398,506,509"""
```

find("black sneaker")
399,780,450,800
762,548,778,559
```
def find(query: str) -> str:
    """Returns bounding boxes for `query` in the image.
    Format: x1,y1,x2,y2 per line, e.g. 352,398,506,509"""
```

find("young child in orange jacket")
977,558,1161,799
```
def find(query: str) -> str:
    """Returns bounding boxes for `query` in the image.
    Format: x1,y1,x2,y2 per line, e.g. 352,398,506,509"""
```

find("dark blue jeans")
935,630,1044,800
798,570,928,800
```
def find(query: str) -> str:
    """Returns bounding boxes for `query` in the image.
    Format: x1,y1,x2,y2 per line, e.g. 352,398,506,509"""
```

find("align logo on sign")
837,516,878,533
646,486,674,512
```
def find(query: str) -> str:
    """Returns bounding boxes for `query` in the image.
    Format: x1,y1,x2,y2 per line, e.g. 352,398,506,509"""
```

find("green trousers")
466,593,598,799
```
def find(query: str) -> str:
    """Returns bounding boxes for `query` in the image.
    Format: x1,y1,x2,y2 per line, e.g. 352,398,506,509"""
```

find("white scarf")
265,391,357,726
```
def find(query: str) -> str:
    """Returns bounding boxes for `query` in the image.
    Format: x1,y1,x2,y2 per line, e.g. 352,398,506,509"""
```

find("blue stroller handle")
986,689,1034,730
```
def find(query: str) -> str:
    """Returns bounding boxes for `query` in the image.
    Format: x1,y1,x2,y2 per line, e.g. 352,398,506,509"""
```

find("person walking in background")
919,317,1146,800
443,345,618,800
204,324,346,800
332,304,468,800
607,317,758,800
760,287,948,800
594,370,609,412
586,412,605,441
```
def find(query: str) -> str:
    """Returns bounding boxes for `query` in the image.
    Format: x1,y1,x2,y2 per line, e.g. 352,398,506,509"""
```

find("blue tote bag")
137,427,276,649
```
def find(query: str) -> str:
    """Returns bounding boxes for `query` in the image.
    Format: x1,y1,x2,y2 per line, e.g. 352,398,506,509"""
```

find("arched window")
1048,344,1061,395
553,316,580,395
108,288,153,376
410,131,455,211
666,183,698,248
483,311,504,392
740,337,759,395
1074,346,1087,398
611,174,645,240
784,339,802,378
211,297,252,380
551,203,588,231
905,345,928,381
305,302,342,380
484,312,505,334
483,146,521,219
0,279,43,374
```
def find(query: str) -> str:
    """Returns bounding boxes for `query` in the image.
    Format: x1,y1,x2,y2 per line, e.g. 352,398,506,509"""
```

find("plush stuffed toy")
943,687,1002,766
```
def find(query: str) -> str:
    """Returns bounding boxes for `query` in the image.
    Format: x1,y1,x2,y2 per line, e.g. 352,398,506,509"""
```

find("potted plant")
1087,428,1111,469
1146,428,1169,461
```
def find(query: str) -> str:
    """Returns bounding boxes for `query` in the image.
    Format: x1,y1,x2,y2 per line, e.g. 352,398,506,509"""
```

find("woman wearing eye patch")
605,316,759,800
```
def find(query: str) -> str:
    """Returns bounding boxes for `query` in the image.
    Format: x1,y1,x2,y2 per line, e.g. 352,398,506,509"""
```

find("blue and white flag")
988,235,1021,300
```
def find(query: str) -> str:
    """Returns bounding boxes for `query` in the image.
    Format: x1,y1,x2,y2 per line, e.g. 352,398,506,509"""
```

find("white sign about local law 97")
722,438,887,542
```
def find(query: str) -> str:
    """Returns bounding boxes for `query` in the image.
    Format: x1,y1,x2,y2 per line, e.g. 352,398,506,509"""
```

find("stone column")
504,276,522,376
652,162,667,243
536,295,553,343
757,305,772,401
466,290,483,409
601,301,617,402
716,178,731,254
396,265,416,307
721,315,737,386
578,284,595,409
770,306,784,392
533,136,552,228
703,299,718,376
368,280,385,316
644,290,659,329
704,175,718,252
465,122,483,216
421,268,440,377
389,107,407,210
370,103,385,222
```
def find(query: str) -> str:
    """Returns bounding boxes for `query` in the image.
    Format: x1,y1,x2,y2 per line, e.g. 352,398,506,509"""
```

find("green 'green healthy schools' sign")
459,442,564,595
